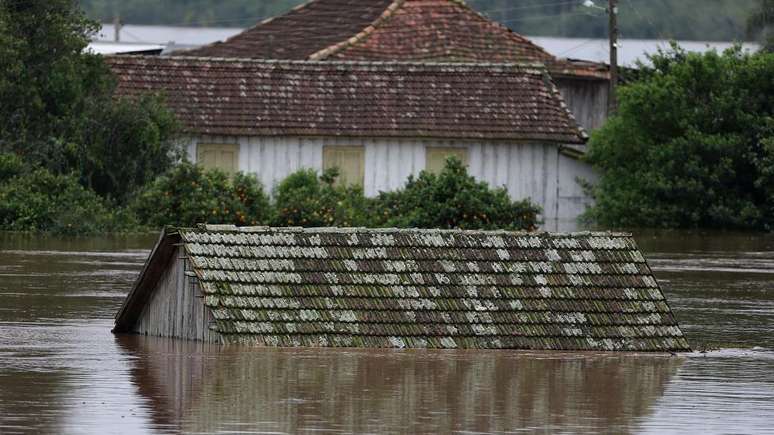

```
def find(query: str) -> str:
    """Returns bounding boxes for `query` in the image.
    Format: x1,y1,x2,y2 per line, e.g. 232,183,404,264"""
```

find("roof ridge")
309,0,406,61
187,225,633,238
309,0,560,67
110,54,551,71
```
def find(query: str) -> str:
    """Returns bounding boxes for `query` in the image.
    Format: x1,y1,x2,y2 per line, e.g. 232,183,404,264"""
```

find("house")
108,56,595,230
113,225,691,352
179,0,611,131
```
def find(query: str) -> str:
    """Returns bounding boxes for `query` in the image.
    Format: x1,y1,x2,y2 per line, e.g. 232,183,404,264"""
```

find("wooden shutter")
196,143,239,173
323,146,365,187
426,147,469,174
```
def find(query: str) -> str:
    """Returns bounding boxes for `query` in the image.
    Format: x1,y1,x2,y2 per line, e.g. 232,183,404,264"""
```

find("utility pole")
608,0,618,114
113,15,122,42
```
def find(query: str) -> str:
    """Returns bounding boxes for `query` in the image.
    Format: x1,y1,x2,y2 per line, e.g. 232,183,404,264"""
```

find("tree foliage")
0,154,136,235
131,162,272,228
0,0,179,203
748,0,774,51
373,158,541,231
585,46,774,230
271,168,372,228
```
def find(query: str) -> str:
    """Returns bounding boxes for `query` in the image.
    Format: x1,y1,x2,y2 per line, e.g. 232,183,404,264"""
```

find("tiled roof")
182,0,394,59
314,0,608,79
178,0,609,80
118,226,691,352
106,56,586,143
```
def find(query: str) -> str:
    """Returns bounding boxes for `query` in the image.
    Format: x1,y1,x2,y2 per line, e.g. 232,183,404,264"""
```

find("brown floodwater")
0,231,773,434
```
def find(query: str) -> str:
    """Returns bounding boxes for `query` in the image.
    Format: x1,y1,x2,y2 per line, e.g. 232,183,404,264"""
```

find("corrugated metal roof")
116,226,691,351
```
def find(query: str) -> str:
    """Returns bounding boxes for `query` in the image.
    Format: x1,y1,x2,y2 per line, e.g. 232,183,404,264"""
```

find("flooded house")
108,56,594,230
113,225,691,352
179,0,612,131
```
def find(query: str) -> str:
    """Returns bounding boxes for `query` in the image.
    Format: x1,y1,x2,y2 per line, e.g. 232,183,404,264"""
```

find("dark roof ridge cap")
310,0,406,61
110,55,550,71
183,225,633,238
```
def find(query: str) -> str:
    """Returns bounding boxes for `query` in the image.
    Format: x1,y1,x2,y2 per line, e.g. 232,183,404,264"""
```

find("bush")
272,168,372,227
0,163,136,235
131,162,271,228
585,47,774,230
372,158,541,231
0,152,24,183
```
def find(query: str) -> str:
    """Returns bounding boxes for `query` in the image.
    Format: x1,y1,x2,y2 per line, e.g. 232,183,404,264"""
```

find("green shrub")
585,47,774,230
0,167,136,235
372,158,541,231
131,162,271,228
272,168,372,227
0,153,24,183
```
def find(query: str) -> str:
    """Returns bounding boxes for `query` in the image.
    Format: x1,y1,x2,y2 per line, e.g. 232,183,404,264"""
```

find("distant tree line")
748,0,773,51
78,0,762,43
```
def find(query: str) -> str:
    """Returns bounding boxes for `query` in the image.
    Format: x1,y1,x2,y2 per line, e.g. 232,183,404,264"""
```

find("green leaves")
0,157,137,235
585,47,774,230
131,162,271,229
0,0,180,204
372,157,541,231
272,169,371,228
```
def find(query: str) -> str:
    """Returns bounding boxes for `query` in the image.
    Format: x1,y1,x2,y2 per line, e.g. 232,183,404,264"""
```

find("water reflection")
118,335,682,434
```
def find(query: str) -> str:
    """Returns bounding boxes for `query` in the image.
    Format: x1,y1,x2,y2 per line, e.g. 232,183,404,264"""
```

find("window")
426,147,469,174
323,146,365,187
197,143,239,173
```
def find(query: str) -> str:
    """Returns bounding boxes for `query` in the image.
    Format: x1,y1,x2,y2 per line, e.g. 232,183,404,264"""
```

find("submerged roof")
179,0,609,80
107,56,586,143
115,226,690,352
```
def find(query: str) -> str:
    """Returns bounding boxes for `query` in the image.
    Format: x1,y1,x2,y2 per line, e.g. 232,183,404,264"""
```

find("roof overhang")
113,228,180,333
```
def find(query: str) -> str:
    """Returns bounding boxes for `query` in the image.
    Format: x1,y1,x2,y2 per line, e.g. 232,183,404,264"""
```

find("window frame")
322,145,366,187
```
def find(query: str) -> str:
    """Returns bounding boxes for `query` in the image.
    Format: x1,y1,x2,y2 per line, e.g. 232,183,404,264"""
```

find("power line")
557,38,606,57
472,0,585,16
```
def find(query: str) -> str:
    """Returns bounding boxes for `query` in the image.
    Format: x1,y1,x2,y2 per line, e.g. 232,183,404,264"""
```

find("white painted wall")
186,136,595,230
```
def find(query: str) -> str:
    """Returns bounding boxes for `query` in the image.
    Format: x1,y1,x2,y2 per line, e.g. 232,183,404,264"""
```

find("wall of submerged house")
554,78,610,132
185,136,598,231
133,247,221,343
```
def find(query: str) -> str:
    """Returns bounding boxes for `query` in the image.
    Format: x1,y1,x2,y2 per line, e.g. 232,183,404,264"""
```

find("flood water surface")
1,232,773,434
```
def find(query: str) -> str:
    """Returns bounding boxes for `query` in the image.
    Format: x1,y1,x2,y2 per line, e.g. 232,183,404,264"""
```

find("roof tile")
179,0,608,80
107,56,585,143
177,227,690,351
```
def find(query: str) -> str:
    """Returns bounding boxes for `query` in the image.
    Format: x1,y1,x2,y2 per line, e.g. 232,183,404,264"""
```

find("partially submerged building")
180,0,611,131
113,225,691,352
108,56,594,230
